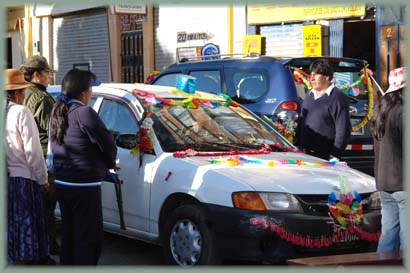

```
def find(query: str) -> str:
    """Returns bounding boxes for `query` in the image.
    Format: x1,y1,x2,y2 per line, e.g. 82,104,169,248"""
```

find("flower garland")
209,155,348,168
351,66,374,132
132,89,238,109
293,68,312,90
291,66,374,132
249,217,380,248
173,147,272,158
327,177,363,227
144,70,160,84
261,115,295,143
131,112,154,168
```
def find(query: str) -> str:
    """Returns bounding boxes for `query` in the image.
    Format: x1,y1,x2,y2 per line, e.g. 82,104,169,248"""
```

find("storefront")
8,4,154,84
247,5,376,69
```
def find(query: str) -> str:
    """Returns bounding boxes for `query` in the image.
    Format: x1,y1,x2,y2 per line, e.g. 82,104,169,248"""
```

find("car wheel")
162,204,220,266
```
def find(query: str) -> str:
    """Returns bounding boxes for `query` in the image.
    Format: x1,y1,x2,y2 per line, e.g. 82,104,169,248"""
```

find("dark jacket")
52,103,117,183
24,83,55,156
296,87,351,159
374,104,403,192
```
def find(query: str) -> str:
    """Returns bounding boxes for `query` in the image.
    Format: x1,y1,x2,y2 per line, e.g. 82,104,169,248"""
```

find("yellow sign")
242,35,262,54
247,5,365,25
302,25,322,57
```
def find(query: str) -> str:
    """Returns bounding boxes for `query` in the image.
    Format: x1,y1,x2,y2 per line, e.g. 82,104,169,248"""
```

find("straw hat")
5,69,32,90
385,67,406,94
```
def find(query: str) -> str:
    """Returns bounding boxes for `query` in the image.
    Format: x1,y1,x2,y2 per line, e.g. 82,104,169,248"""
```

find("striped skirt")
7,176,48,263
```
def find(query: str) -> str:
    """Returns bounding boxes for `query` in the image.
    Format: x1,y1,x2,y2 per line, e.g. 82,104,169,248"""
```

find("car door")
93,95,154,233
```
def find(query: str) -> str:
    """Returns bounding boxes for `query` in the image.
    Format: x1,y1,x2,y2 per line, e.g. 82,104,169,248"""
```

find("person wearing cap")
295,59,351,160
4,69,50,265
371,67,405,252
20,55,60,256
49,69,117,265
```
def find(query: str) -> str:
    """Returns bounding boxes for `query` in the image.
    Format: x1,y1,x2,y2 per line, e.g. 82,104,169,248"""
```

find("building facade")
5,4,405,86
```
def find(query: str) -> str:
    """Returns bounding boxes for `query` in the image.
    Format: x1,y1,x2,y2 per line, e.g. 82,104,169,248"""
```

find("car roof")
48,83,225,102
166,55,284,69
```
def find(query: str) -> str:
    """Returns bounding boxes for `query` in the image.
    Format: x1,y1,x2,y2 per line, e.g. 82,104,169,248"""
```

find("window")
189,70,221,93
98,99,138,136
225,69,269,104
153,73,186,87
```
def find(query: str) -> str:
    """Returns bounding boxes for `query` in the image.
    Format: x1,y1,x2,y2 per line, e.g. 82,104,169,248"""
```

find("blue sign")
201,43,220,60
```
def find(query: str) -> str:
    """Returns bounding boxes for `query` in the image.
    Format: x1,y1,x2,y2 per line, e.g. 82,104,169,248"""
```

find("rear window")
225,68,269,104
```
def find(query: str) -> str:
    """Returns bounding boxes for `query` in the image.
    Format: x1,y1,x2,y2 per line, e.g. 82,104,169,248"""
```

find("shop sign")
302,25,322,57
114,3,146,14
242,35,262,54
177,47,202,62
247,5,365,24
177,32,209,43
120,15,144,31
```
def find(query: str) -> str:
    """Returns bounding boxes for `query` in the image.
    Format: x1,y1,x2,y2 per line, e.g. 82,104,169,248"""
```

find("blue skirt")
7,176,48,262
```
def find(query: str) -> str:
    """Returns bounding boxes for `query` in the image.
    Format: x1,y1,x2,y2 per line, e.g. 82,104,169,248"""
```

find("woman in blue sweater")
49,69,117,265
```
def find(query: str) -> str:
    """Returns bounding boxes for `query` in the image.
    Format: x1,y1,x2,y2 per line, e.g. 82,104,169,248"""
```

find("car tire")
162,204,220,266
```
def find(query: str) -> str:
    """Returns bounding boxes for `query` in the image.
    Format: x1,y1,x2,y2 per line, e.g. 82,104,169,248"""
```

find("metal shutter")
329,19,344,57
52,11,110,84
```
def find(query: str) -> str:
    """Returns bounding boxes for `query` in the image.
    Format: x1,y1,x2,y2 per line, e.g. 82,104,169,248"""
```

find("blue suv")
151,56,300,123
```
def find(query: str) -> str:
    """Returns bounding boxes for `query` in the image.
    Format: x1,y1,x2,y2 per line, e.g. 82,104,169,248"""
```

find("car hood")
182,152,376,195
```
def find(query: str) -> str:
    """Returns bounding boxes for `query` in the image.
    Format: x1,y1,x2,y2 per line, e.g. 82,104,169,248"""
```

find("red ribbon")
249,217,380,248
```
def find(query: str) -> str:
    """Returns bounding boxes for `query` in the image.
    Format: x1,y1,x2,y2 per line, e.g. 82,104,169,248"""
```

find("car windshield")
141,99,292,153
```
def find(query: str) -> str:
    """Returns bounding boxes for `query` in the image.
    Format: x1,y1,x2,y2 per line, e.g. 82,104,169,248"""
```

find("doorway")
343,21,376,70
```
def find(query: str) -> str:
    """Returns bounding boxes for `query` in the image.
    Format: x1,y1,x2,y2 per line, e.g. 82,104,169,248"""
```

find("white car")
48,83,381,266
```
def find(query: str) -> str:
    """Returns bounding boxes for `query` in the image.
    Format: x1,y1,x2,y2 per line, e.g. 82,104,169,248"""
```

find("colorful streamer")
250,217,380,248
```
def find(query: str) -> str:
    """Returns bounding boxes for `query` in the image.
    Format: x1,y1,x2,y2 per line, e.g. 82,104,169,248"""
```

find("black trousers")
55,183,103,265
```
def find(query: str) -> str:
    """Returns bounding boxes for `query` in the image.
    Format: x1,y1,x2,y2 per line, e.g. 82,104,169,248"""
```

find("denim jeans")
377,191,406,252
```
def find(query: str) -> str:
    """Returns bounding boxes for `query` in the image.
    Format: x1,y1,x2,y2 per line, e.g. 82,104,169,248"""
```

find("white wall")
154,4,246,70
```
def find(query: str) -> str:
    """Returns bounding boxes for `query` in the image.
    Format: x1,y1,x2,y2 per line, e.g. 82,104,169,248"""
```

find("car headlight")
232,192,303,212
367,191,381,209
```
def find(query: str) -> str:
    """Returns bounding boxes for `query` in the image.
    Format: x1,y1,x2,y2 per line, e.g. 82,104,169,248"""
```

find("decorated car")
49,83,381,266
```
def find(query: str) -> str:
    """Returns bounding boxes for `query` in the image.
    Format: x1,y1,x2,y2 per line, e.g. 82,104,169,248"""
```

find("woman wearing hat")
4,69,50,265
371,67,406,252
20,55,60,256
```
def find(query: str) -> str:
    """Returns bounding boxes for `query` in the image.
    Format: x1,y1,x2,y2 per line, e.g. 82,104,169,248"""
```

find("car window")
225,69,269,104
189,70,221,93
145,101,289,152
98,99,138,136
153,73,186,87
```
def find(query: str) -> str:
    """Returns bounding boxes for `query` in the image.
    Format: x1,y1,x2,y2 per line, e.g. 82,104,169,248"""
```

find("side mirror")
116,134,138,150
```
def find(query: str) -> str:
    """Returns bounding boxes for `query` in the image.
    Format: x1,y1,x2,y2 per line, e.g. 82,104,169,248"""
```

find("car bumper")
203,203,381,263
